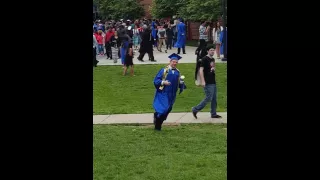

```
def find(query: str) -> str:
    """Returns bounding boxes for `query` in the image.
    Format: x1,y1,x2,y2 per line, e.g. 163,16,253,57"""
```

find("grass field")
93,63,227,114
93,124,227,180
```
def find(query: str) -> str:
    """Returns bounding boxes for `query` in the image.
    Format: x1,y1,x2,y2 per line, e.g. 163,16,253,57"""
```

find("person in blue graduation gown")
153,53,187,131
174,18,186,54
120,34,131,66
151,20,157,47
220,27,227,55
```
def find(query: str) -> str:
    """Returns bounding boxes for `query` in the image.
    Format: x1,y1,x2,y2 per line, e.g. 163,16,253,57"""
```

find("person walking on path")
192,46,222,119
137,25,156,62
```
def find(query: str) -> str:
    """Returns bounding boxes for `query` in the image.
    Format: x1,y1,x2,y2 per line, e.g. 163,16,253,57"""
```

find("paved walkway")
93,112,227,124
97,46,226,65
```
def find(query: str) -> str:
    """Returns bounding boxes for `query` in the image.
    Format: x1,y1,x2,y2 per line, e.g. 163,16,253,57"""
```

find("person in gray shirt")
157,25,166,52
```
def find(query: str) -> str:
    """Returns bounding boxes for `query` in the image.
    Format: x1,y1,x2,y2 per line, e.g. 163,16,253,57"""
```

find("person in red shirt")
104,27,114,59
96,31,104,55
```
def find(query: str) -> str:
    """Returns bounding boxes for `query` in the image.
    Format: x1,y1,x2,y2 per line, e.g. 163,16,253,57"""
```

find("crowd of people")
92,18,188,74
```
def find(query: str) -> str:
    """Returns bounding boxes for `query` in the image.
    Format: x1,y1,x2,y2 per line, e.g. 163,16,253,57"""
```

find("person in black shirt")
165,24,174,53
192,45,222,119
137,25,155,62
195,39,208,80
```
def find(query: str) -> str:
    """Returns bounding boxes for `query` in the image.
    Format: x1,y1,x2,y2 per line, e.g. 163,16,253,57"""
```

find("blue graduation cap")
168,53,182,61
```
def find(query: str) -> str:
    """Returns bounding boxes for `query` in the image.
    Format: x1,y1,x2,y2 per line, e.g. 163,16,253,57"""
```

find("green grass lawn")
93,63,227,114
94,124,227,180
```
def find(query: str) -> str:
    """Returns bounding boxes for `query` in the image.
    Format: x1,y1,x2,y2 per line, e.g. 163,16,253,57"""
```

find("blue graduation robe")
153,67,186,118
120,41,129,64
220,28,227,55
174,22,186,48
151,21,157,40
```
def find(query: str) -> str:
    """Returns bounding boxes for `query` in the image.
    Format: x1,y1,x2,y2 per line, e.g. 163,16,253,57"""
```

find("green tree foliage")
93,0,145,20
93,0,223,22
150,0,185,18
178,0,222,21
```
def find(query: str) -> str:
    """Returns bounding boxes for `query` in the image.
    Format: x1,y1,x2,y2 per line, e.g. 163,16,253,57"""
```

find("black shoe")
154,122,162,131
183,53,186,54
211,114,222,118
137,57,144,62
150,59,157,62
153,113,157,125
192,108,197,119
165,50,167,53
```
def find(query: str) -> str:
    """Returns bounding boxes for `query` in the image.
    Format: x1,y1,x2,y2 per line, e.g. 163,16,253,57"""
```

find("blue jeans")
192,84,217,115
98,44,104,54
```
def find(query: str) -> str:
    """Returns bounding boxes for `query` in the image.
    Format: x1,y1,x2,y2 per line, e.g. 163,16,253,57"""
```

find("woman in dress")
132,25,141,52
212,21,222,59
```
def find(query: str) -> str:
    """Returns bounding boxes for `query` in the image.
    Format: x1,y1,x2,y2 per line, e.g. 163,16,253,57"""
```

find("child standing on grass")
123,42,134,76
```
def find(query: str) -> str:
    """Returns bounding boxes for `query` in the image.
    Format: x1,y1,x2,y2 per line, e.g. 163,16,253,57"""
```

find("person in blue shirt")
174,18,186,54
153,53,186,131
93,22,98,32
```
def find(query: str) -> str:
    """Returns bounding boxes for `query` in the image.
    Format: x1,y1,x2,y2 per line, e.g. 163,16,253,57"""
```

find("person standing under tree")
199,21,210,43
174,18,186,54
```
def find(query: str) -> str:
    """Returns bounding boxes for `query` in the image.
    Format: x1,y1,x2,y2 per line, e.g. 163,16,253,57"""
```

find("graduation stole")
159,66,180,90
159,66,169,90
